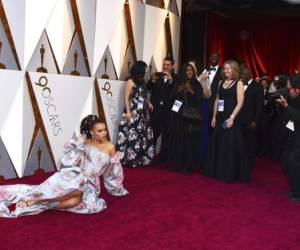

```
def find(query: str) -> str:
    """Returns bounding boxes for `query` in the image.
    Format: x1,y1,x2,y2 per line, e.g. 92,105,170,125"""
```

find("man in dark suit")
257,77,274,156
202,52,222,126
147,56,178,162
240,68,264,167
278,74,300,202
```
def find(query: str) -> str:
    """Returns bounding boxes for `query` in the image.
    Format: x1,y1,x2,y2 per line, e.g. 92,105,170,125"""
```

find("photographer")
147,57,178,162
269,75,290,160
275,74,300,202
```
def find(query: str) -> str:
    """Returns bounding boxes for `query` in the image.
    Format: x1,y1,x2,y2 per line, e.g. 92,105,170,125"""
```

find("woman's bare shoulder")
104,141,116,156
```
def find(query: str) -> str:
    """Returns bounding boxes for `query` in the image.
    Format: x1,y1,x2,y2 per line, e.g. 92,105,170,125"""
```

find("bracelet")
230,115,235,119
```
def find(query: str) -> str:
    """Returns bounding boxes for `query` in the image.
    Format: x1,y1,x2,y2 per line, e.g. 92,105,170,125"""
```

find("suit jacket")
147,73,178,111
286,96,300,142
208,66,222,115
240,80,264,125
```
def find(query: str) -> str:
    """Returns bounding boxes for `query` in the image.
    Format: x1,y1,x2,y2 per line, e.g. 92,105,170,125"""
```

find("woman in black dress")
116,61,155,167
204,60,249,182
167,63,204,174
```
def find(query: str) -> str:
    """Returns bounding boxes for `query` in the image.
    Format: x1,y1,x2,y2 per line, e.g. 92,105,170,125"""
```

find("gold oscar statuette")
34,147,45,175
0,41,7,69
71,50,80,76
101,55,109,79
36,44,48,73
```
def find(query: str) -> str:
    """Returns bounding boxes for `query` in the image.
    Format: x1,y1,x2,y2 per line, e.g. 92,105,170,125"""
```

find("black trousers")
151,106,168,162
242,125,258,167
281,137,300,198
257,115,272,156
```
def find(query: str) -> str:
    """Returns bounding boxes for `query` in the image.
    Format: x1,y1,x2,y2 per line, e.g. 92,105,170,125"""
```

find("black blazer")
240,81,264,125
286,96,300,142
208,66,222,115
147,73,178,109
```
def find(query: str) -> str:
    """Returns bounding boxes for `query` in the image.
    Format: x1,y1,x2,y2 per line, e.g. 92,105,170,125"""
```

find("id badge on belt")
286,120,294,131
172,100,183,112
218,99,224,112
137,97,144,110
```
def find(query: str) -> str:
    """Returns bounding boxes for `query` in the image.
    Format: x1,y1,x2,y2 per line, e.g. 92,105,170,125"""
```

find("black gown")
166,81,203,172
204,80,250,182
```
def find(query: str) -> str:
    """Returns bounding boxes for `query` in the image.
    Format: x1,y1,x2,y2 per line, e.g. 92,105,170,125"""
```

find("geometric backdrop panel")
2,0,58,69
176,0,182,16
45,0,75,72
143,5,167,66
23,129,56,177
94,46,118,80
0,70,35,177
108,7,128,79
62,33,89,77
97,79,125,145
0,0,182,179
0,18,18,70
93,0,125,76
75,0,96,73
26,31,59,74
29,72,95,164
0,137,18,180
129,0,146,62
169,12,181,71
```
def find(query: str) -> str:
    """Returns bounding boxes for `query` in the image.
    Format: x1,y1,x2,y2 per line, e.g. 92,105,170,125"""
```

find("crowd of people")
116,53,300,197
116,54,260,179
0,53,299,218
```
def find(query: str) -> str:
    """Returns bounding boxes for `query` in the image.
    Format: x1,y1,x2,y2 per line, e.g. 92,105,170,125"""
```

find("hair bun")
80,115,100,139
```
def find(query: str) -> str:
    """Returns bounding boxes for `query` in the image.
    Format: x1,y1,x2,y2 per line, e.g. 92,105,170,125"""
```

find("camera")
269,74,300,102
269,75,289,101
155,72,166,78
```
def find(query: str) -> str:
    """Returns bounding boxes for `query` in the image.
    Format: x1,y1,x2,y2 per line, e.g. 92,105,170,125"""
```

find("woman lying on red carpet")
0,115,129,218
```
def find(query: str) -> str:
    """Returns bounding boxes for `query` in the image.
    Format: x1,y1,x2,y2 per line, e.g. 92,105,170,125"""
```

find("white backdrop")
0,0,181,179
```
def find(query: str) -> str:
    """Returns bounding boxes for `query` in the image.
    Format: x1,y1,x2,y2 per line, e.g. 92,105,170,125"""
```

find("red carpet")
1,158,300,250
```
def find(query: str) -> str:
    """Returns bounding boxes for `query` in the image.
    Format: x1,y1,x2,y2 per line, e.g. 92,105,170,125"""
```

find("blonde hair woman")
204,60,250,182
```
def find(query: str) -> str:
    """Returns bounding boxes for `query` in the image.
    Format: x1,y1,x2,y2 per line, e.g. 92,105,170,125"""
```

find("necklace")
223,80,234,89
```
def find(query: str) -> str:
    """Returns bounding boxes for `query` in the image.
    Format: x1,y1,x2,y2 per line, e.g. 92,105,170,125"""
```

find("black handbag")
182,91,202,122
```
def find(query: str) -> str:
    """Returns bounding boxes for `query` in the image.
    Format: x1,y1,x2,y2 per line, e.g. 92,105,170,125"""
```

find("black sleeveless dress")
204,80,250,182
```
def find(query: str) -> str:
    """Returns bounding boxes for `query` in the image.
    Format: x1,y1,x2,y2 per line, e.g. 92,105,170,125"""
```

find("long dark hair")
176,63,197,92
129,61,147,85
80,115,104,139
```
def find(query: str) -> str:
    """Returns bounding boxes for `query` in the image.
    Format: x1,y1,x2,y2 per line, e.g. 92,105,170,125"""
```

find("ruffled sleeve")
57,138,86,170
103,151,128,196
110,151,124,164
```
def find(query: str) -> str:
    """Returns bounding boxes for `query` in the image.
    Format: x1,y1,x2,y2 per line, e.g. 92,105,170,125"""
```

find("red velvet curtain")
206,13,300,77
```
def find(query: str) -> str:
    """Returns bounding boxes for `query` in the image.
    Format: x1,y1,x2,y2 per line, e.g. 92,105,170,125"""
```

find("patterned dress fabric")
0,139,128,218
117,83,155,167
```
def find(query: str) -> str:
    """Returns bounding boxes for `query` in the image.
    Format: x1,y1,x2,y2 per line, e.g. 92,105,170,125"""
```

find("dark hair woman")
0,115,128,218
116,61,155,167
166,63,204,174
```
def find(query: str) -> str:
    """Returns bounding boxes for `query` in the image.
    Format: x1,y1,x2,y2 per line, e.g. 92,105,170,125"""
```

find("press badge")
137,97,144,110
286,120,295,131
172,100,183,112
218,99,224,112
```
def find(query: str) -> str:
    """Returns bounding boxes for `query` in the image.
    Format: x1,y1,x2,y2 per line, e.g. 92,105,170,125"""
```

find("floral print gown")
116,83,155,167
0,138,129,218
